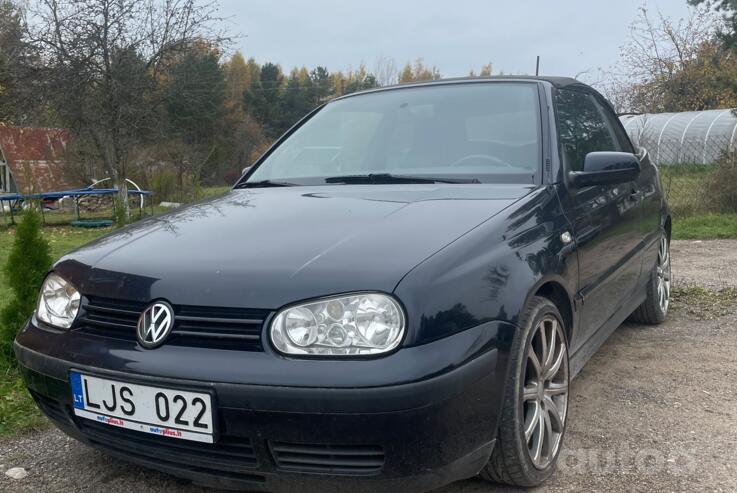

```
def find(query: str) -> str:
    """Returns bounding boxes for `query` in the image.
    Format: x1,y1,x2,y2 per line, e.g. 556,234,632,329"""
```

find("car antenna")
535,56,540,76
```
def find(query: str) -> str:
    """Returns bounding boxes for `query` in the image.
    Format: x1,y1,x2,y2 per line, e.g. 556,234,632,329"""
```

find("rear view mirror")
569,152,641,187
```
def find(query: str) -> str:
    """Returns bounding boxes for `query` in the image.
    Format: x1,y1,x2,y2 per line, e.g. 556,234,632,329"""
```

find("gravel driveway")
2,239,737,493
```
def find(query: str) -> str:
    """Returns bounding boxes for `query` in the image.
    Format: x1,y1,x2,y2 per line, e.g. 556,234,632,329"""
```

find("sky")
216,0,698,83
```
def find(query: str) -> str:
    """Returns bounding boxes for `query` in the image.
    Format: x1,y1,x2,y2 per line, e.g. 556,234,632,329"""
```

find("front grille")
270,442,385,475
78,418,259,474
76,296,270,351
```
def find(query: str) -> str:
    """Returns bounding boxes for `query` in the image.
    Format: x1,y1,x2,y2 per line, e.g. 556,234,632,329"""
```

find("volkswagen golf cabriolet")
16,76,670,492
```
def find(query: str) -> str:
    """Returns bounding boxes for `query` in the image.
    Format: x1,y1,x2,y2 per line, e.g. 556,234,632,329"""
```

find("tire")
480,296,569,487
629,233,671,325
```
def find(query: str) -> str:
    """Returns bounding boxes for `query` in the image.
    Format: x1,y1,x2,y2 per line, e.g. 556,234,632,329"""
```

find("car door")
554,88,644,352
602,100,662,288
628,145,662,284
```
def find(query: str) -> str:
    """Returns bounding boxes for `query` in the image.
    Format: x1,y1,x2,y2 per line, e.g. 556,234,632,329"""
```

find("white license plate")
70,371,214,443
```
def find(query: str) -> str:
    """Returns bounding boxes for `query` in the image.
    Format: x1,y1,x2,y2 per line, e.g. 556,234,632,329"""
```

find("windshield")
244,82,542,185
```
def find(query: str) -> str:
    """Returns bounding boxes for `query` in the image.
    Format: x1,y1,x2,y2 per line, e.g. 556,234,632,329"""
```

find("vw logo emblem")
137,301,174,348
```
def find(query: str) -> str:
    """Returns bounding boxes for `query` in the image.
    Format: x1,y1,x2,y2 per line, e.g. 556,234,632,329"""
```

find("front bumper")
14,318,513,492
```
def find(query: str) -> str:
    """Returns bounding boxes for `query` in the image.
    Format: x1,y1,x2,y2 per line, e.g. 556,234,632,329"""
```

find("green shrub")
706,156,737,213
148,167,179,202
0,207,52,363
113,198,128,227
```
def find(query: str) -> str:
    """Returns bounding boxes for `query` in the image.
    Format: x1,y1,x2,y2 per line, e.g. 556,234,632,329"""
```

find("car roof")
333,75,589,102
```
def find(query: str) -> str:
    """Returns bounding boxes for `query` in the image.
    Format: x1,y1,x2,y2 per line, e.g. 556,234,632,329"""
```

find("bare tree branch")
20,0,229,221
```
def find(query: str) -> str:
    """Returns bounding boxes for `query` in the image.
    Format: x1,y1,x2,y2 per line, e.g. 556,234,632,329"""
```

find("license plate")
69,371,214,443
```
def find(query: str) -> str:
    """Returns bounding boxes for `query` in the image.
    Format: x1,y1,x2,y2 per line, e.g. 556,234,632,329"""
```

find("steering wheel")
450,154,513,168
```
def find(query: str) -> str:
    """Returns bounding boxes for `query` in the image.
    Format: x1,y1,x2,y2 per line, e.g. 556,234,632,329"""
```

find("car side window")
554,89,621,172
597,99,635,154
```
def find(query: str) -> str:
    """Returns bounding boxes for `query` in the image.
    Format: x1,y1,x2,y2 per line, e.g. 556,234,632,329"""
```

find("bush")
0,207,52,363
113,198,128,227
706,155,737,213
148,167,179,202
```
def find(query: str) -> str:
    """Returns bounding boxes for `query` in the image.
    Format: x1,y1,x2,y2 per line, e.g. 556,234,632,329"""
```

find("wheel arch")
533,280,574,344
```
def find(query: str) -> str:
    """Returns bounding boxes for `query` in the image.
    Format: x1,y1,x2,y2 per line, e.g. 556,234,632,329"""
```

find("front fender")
394,186,578,347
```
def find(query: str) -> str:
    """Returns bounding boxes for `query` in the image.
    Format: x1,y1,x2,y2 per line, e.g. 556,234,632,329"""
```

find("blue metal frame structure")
0,186,152,226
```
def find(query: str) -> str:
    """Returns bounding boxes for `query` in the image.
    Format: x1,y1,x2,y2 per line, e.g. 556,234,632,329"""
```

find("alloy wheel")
657,236,671,313
522,315,569,470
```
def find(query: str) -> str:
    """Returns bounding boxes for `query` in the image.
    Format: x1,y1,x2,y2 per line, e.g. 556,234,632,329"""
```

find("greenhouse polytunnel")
620,109,737,166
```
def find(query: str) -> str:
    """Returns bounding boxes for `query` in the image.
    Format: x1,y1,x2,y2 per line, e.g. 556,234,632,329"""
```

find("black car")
16,76,670,492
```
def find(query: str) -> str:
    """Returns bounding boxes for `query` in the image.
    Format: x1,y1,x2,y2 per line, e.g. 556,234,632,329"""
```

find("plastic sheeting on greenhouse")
620,109,737,166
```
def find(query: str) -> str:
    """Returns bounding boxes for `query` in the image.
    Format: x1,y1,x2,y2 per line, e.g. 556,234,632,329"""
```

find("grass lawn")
198,186,231,198
644,165,737,239
0,226,111,437
660,165,712,216
672,213,737,240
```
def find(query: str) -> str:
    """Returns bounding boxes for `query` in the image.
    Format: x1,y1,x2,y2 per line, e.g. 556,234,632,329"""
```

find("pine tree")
167,46,226,141
243,62,285,138
279,68,315,133
339,64,379,95
310,66,332,104
1,207,52,363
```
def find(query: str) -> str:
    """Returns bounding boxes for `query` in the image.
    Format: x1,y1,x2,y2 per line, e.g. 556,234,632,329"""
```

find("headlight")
36,273,81,329
270,293,405,356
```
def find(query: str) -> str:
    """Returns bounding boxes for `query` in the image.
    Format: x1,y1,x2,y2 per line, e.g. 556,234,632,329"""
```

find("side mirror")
241,165,252,176
569,152,641,187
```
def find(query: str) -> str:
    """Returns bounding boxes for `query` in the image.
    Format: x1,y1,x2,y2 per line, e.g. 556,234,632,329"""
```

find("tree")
0,206,51,363
600,5,736,112
23,0,226,221
219,52,268,178
399,58,442,83
223,51,253,123
470,63,493,77
374,56,399,86
279,67,315,131
339,64,379,95
690,0,737,48
243,62,285,138
310,66,332,103
399,63,414,83
0,0,40,124
0,0,21,122
165,43,227,197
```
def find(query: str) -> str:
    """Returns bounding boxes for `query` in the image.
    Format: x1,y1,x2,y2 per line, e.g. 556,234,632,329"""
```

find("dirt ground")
2,239,736,493
670,239,737,291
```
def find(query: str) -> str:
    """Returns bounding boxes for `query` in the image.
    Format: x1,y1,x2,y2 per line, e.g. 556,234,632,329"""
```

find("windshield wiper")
235,179,299,189
324,173,480,184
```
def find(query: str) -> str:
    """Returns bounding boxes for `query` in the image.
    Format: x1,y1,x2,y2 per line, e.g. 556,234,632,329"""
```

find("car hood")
56,184,532,309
